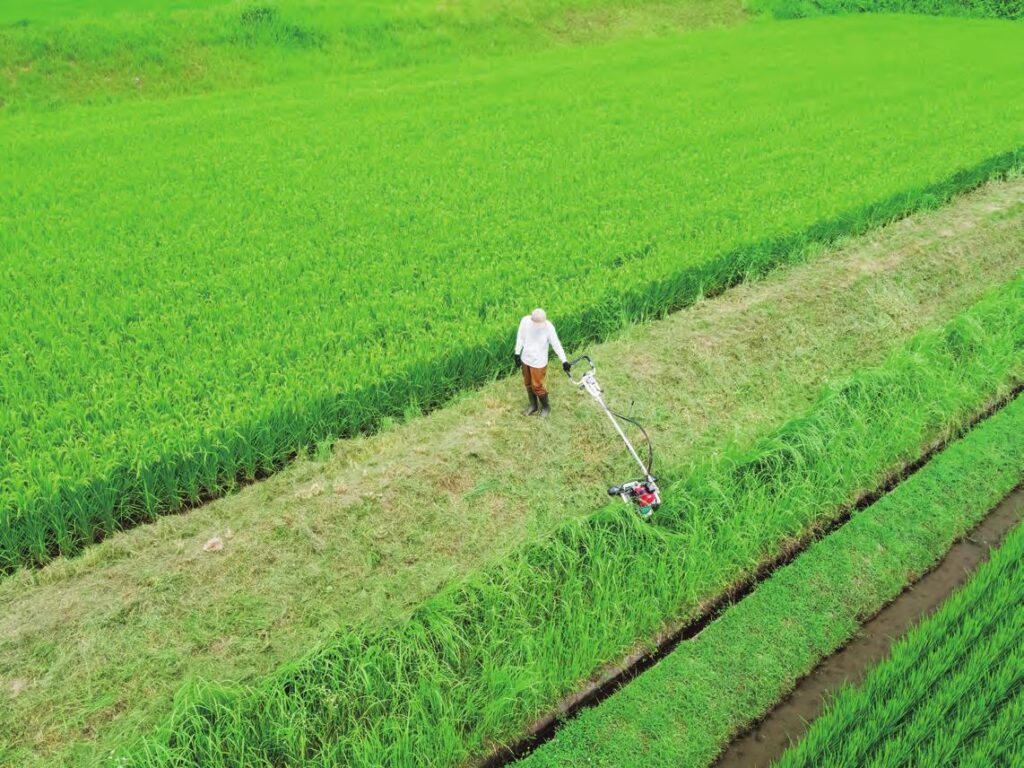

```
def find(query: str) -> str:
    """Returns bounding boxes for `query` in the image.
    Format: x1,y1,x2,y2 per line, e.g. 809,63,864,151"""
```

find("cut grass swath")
120,276,1024,767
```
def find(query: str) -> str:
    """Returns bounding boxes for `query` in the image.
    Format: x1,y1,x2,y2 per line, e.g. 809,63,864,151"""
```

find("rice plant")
3,16,1024,573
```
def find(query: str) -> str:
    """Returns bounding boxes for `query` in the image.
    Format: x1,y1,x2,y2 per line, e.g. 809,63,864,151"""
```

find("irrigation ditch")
714,484,1024,768
482,385,1024,768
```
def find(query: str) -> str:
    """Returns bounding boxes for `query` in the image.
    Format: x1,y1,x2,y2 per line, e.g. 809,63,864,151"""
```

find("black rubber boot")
539,394,551,419
523,391,539,416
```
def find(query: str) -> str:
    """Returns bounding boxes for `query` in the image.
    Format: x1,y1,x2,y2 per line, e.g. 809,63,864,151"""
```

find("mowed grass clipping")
2,16,1024,573
775,494,1024,768
522,395,1024,768
119,277,1024,767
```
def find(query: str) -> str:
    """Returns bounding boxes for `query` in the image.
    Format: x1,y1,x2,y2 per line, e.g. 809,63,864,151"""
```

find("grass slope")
521,396,1024,768
775,498,1024,767
756,0,1023,20
4,16,1024,573
116,273,1024,766
3,179,1023,768
0,0,747,112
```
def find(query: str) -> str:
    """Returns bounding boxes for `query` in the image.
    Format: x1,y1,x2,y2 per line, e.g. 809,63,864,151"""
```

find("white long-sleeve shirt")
515,315,567,368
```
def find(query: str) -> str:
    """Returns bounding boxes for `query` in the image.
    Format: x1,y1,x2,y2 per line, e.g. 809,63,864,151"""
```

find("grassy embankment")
0,0,748,112
754,0,1022,20
4,16,1024,573
521,396,1024,768
111,264,1024,766
3,177,1022,766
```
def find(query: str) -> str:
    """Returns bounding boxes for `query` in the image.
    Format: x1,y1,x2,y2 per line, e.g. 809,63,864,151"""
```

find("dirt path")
1,178,1023,767
714,486,1024,768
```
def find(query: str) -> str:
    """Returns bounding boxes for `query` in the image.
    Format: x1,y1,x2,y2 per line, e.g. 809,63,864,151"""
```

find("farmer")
514,308,570,418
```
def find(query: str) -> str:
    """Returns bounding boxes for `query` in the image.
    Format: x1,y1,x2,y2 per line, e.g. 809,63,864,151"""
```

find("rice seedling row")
774,500,1024,768
519,390,1024,768
3,16,1024,574
114,273,1024,767
955,690,1024,767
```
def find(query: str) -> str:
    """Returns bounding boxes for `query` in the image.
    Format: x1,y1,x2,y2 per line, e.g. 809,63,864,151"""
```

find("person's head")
531,308,547,324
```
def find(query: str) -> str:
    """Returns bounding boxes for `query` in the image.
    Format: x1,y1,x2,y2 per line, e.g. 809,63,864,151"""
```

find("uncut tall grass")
121,277,1024,767
522,390,1024,768
2,17,1024,572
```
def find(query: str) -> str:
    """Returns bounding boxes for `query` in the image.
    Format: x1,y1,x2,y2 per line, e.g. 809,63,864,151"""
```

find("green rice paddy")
3,1,1023,765
5,175,1022,768
4,14,1024,573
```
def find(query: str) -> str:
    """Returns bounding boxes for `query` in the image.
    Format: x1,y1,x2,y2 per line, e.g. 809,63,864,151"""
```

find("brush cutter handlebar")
565,355,594,385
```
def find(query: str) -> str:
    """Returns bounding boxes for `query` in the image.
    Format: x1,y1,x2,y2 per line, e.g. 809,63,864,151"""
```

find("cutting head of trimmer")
607,477,661,520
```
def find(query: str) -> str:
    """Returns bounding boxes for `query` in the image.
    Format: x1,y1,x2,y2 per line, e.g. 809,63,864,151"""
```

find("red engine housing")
611,478,661,519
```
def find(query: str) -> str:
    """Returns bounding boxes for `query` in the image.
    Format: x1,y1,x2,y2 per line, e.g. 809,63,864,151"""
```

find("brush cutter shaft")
567,355,661,519
567,356,651,478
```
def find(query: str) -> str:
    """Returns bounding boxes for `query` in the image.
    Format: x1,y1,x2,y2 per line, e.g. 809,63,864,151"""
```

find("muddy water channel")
715,486,1024,768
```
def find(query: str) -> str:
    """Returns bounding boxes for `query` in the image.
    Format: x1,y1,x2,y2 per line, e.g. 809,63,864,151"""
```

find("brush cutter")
566,355,661,520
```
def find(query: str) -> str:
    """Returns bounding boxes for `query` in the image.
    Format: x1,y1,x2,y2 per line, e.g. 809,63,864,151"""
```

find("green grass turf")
521,395,1024,768
1,0,231,19
3,15,1024,573
0,0,748,111
0,0,721,24
110,266,1024,766
3,178,1022,767
774,500,1024,767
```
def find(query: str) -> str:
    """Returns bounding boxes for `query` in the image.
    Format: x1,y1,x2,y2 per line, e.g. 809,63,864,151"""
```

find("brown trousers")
522,363,548,397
